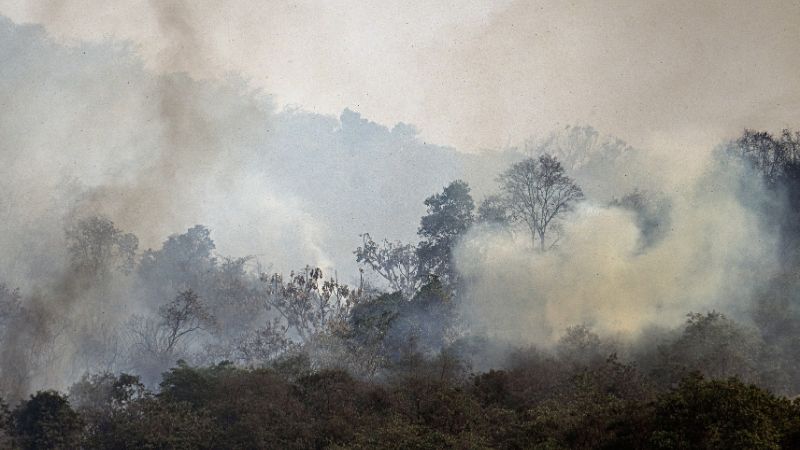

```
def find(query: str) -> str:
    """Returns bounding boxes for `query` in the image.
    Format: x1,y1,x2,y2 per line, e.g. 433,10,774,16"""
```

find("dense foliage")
2,352,800,449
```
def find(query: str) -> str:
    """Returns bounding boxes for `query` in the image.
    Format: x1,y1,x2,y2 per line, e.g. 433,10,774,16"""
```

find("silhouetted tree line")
3,331,800,449
3,129,800,448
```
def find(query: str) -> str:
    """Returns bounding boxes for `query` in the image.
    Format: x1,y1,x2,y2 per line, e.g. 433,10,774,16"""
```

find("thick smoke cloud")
456,150,779,345
0,5,793,404
0,17,478,396
3,1,798,153
0,16,477,287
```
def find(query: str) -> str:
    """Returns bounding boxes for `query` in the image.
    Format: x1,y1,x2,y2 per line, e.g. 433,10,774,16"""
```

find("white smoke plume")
456,154,778,345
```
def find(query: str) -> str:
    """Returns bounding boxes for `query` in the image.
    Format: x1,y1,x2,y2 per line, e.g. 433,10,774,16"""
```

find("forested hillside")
3,128,800,448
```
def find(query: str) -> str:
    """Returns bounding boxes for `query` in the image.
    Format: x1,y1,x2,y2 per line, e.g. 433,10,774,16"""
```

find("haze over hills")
0,16,649,287
3,4,800,447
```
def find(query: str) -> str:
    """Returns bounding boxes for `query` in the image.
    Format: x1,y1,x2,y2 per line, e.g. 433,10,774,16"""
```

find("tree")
68,372,147,448
0,396,12,449
260,267,355,343
157,289,213,353
98,395,221,449
65,215,138,279
139,227,264,364
157,362,313,448
531,125,634,175
497,154,583,250
69,372,146,416
555,324,607,367
12,390,84,449
295,369,369,447
0,288,67,403
345,279,456,376
205,256,262,336
723,129,800,263
230,318,292,366
355,233,422,298
649,374,799,449
726,129,800,185
127,290,214,383
751,271,800,393
476,194,512,228
137,224,217,299
417,180,475,283
649,312,773,389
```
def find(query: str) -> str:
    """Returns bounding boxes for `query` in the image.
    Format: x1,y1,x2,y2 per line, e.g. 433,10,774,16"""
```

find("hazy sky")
1,0,797,153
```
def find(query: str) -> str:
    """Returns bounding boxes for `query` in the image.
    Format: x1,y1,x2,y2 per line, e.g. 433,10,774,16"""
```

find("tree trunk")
539,231,546,252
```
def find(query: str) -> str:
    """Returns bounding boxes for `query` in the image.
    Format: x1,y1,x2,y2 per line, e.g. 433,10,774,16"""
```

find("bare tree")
355,233,422,297
128,290,213,368
498,154,584,250
158,290,212,352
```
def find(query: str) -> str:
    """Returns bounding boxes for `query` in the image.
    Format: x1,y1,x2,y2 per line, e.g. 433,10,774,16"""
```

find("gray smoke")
0,15,479,397
455,139,778,345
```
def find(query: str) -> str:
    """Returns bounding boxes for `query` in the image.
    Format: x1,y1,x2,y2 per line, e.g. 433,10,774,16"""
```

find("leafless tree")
498,154,584,250
128,290,213,366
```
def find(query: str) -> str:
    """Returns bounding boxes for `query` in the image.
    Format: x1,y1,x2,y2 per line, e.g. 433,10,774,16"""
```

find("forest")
2,128,800,449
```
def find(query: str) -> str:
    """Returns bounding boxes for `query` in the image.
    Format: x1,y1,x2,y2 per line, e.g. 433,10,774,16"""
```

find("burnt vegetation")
3,129,800,448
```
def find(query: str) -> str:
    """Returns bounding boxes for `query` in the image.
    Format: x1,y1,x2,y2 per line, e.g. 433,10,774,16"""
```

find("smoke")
0,15,466,397
0,3,793,401
455,150,779,345
0,16,327,397
0,15,425,284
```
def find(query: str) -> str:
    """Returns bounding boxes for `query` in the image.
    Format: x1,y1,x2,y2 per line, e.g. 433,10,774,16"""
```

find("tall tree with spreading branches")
498,154,583,250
